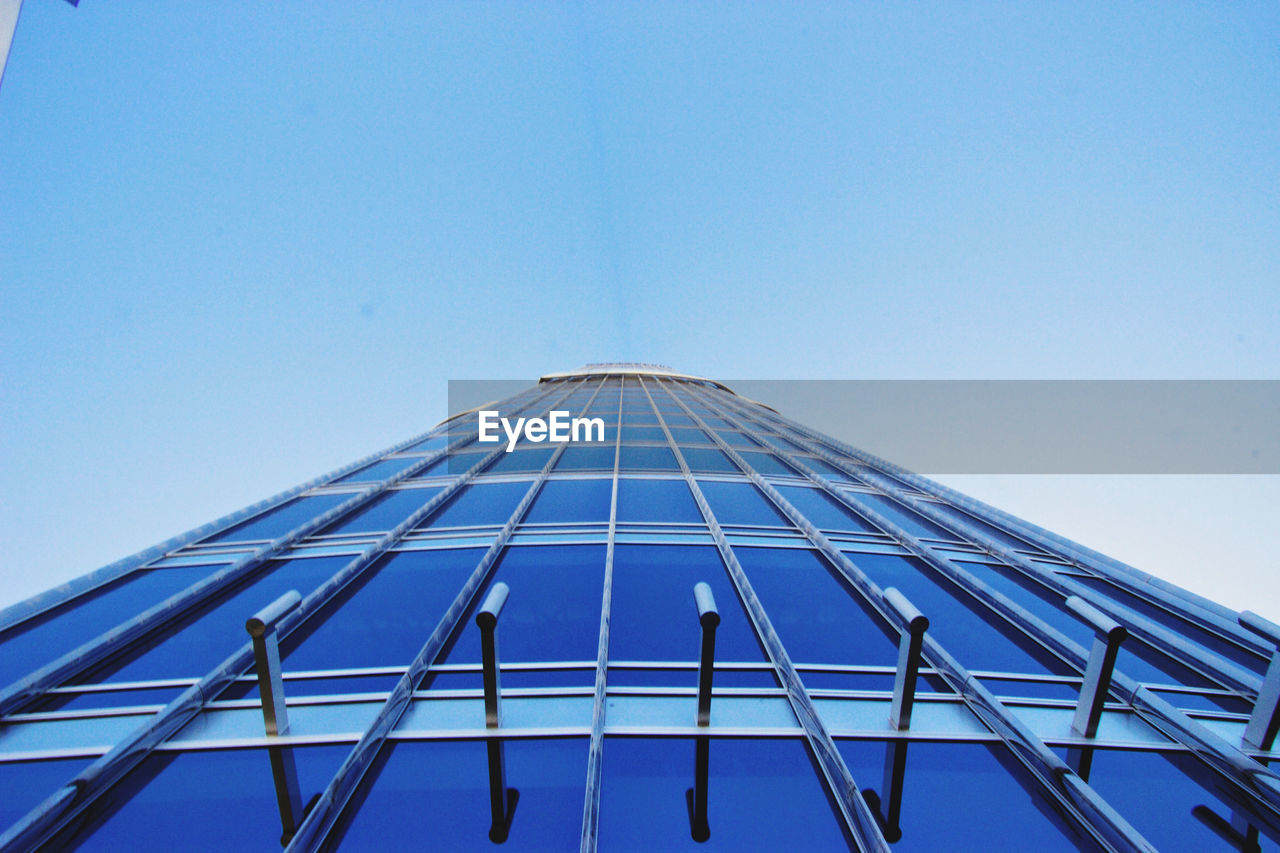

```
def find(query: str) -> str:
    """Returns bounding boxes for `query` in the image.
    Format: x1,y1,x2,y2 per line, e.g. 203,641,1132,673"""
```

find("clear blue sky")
2,3,1277,613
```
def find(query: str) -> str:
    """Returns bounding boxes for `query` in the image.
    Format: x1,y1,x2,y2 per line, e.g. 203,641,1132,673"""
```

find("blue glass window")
0,756,90,831
736,450,794,477
327,738,587,852
555,445,617,471
443,449,492,475
616,478,700,524
281,549,485,672
837,740,1101,852
79,556,350,683
609,545,765,673
322,487,442,535
849,552,1070,675
773,485,878,533
668,427,714,445
333,456,419,484
733,548,896,666
0,567,210,687
682,447,738,472
847,492,955,539
484,448,555,474
421,481,532,528
598,737,850,851
697,481,788,527
523,479,613,524
619,445,679,472
205,493,354,543
45,746,349,851
435,545,605,671
795,456,861,484
622,425,668,442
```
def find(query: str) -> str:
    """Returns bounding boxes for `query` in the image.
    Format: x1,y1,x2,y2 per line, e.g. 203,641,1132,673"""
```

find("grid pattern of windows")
0,366,1278,851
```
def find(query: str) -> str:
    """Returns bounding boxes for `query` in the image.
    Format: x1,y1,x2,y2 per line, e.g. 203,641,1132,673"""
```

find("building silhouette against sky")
0,364,1278,852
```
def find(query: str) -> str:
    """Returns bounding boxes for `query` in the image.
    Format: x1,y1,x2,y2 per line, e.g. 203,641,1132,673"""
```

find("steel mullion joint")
644,377,891,853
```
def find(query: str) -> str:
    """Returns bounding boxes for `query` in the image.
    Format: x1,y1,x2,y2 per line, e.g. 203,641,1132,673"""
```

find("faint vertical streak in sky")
570,1,631,356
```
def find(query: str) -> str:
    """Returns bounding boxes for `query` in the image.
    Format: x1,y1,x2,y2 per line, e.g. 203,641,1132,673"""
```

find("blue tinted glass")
716,431,759,448
598,737,850,851
733,548,896,666
837,740,1101,852
0,567,208,687
323,487,442,535
697,481,788,527
282,549,485,671
664,414,697,427
622,425,667,442
524,479,613,524
796,456,861,483
681,447,737,472
939,505,1043,551
422,482,532,528
849,493,955,539
333,456,419,484
609,546,765,672
849,552,1068,675
669,427,714,445
436,546,605,669
616,479,700,524
484,448,555,474
443,449,492,475
774,485,878,533
206,493,353,543
0,757,90,830
80,557,349,683
406,435,449,453
47,746,348,852
555,446,617,470
736,451,794,477
326,738,586,852
33,685,183,712
1080,748,1280,851
619,445,679,471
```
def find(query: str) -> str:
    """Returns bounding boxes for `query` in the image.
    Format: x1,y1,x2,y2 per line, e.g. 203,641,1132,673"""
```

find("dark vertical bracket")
1239,611,1280,751
885,587,928,731
245,590,304,845
1065,596,1126,782
877,588,928,842
478,582,517,843
687,582,719,842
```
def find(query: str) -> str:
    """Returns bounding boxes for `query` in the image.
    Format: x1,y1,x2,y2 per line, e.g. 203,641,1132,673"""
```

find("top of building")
538,363,736,393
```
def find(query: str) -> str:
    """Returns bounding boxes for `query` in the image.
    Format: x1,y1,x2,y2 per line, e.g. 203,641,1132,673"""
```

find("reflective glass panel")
697,481,788,527
619,445,679,471
322,487,443,535
774,485,878,533
616,479,699,524
421,482,532,528
0,756,90,831
523,479,613,524
555,446,617,471
681,447,737,472
205,493,354,543
333,456,419,484
848,493,955,539
484,448,555,474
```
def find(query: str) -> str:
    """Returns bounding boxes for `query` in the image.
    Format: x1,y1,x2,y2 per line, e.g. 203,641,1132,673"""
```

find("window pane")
421,482,532,528
281,549,485,671
555,446,617,471
619,445,679,472
774,486,878,533
846,492,955,539
323,488,443,535
616,479,700,524
609,545,765,674
0,757,90,831
598,737,850,851
484,448,555,474
327,738,586,852
837,740,1102,852
524,479,613,524
733,548,896,667
205,493,354,543
333,456,419,484
736,450,793,476
698,480,788,527
681,447,737,472
46,746,348,852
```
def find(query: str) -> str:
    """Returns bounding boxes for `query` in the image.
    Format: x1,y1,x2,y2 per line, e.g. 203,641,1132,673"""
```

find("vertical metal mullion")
641,377,890,853
707,387,1280,823
579,375,624,853
286,377,605,853
0,381,577,853
675,381,1155,853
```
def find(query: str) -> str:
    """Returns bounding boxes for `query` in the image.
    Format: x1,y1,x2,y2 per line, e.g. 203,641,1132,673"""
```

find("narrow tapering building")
0,364,1277,852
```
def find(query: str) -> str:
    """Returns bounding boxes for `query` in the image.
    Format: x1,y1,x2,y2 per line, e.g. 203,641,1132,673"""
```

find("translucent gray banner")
450,379,1280,474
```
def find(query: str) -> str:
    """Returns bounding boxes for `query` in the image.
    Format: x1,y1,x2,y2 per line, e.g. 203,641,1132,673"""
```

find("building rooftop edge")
538,364,737,394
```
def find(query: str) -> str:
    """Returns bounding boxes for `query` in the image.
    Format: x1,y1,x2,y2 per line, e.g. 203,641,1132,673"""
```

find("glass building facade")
1,364,1278,852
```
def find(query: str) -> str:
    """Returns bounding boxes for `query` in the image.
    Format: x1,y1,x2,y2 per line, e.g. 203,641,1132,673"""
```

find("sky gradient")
2,3,1277,614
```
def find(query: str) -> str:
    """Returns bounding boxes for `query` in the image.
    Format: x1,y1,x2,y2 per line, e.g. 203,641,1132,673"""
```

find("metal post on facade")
884,588,928,731
478,582,517,842
1065,595,1126,782
246,590,305,844
1238,611,1280,751
688,582,718,842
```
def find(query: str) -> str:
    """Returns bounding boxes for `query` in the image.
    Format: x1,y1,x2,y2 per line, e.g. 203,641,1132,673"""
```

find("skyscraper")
0,364,1277,852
